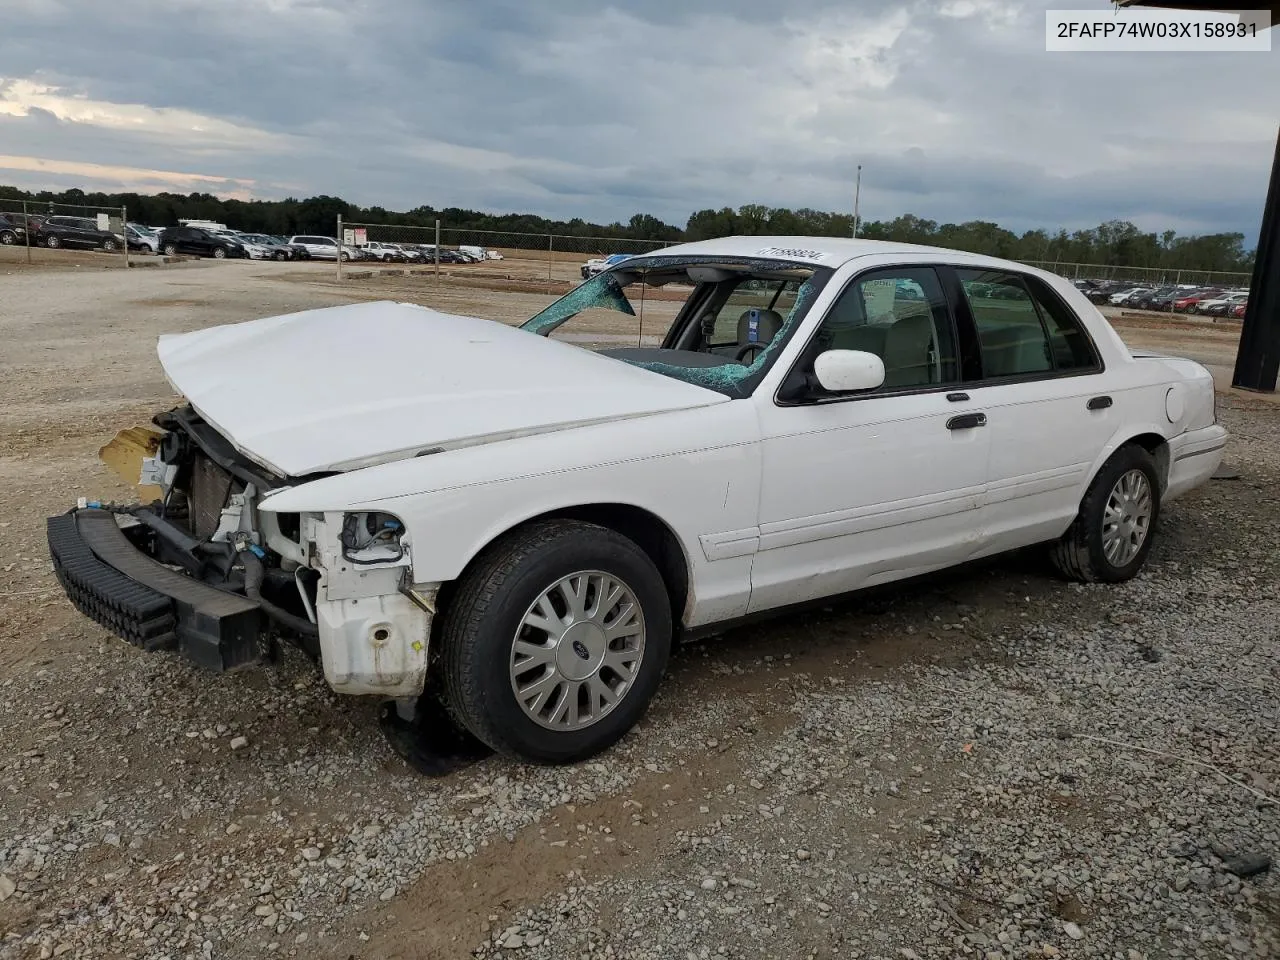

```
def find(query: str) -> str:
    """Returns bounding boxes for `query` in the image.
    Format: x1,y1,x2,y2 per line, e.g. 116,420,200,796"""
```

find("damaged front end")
47,405,432,697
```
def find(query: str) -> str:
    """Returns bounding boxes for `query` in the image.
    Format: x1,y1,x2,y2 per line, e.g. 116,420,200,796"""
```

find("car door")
44,217,74,246
749,265,993,613
66,218,94,246
941,267,1114,555
191,229,217,255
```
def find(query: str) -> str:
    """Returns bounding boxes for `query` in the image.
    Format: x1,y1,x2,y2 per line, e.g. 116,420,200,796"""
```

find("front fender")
260,403,764,625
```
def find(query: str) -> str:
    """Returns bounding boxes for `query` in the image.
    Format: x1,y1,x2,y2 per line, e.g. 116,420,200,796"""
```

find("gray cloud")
0,0,1275,237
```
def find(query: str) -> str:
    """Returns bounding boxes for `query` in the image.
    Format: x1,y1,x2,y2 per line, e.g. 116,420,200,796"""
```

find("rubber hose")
240,549,319,638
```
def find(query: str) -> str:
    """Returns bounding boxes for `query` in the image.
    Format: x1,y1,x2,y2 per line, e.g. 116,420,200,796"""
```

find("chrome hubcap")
510,570,644,731
1102,469,1152,567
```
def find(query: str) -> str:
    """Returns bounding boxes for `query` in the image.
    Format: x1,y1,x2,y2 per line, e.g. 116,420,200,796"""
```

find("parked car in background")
391,243,425,263
1231,302,1248,319
458,245,490,262
1142,287,1196,311
288,236,360,261
235,235,275,260
1196,291,1250,316
1173,289,1224,313
581,253,634,280
127,223,159,254
157,225,247,259
1108,287,1154,306
38,215,125,251
48,236,1226,766
1128,286,1172,310
0,213,29,245
237,233,299,261
1085,281,1129,304
361,241,409,263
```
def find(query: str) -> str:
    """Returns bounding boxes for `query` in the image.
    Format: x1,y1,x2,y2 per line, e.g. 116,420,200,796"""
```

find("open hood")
157,301,727,476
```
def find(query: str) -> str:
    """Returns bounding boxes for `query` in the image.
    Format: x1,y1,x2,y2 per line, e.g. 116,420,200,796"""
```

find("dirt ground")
0,259,1275,960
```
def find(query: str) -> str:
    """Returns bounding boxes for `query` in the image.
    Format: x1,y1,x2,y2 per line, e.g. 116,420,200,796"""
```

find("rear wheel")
101,239,118,252
0,230,15,245
274,251,287,261
163,243,178,257
438,520,671,764
1050,444,1161,583
213,247,227,260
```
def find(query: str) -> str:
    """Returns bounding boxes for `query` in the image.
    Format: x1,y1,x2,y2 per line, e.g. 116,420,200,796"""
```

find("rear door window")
955,270,1101,378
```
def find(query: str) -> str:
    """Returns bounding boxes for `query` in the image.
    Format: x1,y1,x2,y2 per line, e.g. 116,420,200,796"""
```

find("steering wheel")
735,342,767,364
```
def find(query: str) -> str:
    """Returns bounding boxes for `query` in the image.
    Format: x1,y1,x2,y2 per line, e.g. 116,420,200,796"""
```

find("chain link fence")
335,218,672,289
0,199,132,267
1024,259,1251,289
328,223,1251,302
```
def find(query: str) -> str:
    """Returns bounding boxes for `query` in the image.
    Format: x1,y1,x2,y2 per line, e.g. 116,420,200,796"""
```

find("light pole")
852,164,862,239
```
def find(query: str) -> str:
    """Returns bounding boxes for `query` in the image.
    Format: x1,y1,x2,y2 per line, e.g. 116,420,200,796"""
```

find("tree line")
0,185,1253,273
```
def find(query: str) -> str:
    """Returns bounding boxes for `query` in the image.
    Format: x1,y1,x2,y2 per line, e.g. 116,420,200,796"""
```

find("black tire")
274,251,287,261
46,235,61,249
163,243,178,257
0,230,15,245
213,247,227,260
101,239,118,252
1050,444,1162,583
438,520,672,764
340,251,351,262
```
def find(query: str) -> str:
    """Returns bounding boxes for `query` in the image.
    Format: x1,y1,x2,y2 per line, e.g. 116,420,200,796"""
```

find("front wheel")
340,251,351,262
101,239,118,252
212,247,227,260
163,243,178,257
274,251,287,261
0,230,15,245
438,520,671,764
1050,444,1161,583
46,235,61,249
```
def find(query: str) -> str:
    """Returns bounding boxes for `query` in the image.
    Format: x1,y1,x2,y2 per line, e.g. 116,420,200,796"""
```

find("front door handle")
1087,395,1113,411
946,412,987,431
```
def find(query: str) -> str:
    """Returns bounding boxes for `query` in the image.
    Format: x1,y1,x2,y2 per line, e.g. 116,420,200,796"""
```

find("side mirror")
813,349,885,393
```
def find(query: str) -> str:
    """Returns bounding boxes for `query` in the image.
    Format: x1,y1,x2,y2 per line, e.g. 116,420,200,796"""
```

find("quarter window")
811,267,959,389
956,270,1100,378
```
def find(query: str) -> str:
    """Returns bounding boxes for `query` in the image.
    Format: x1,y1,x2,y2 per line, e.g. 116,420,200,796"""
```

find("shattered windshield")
520,256,831,398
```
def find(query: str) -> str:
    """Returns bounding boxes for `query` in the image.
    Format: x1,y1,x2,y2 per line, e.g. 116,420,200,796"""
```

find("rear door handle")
1087,395,1113,410
946,412,987,431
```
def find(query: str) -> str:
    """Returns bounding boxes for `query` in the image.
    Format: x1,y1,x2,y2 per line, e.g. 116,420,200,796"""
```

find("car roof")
634,235,1048,274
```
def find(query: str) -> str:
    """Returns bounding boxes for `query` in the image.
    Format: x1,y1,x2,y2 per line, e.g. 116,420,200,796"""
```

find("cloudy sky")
0,0,1277,237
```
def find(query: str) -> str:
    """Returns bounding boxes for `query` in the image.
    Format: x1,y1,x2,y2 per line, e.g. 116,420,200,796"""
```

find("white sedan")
47,236,1226,765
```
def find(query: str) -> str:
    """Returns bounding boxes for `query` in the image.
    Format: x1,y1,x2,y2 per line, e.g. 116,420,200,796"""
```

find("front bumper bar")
47,508,263,671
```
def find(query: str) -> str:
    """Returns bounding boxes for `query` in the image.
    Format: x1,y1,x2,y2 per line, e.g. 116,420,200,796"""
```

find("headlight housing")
339,512,406,565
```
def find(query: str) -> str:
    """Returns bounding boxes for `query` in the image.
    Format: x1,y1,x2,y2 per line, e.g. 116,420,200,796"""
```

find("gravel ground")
0,262,1275,959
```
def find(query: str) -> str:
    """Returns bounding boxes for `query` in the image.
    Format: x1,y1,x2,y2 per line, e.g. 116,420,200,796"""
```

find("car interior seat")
977,322,1053,377
881,311,938,387
737,309,785,350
